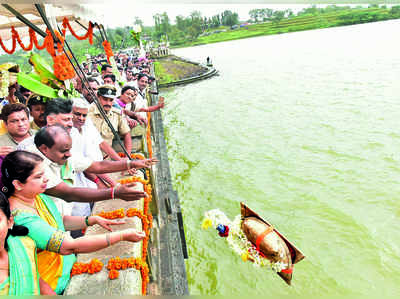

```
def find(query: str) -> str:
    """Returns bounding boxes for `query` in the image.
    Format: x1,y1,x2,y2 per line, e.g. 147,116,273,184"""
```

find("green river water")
160,20,400,297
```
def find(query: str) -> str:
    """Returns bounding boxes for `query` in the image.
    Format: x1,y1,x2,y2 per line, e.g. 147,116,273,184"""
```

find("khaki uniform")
88,103,130,146
30,120,41,131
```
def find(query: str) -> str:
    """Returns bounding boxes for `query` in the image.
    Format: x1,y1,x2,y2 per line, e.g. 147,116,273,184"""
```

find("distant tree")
249,9,261,22
175,15,186,31
390,5,400,16
285,9,294,18
160,12,171,34
272,10,285,23
221,10,239,26
189,11,203,36
134,17,143,27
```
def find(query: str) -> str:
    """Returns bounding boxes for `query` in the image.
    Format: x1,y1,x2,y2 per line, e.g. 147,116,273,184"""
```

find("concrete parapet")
64,171,147,295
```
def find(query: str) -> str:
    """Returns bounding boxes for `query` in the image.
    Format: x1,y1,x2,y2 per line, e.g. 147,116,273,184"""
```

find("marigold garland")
0,34,16,54
90,171,153,294
53,52,75,81
107,257,149,294
97,208,125,219
102,40,114,63
12,27,33,51
118,176,149,185
108,269,119,280
62,17,93,44
30,27,46,50
71,258,103,276
117,152,146,160
0,18,94,81
146,112,153,158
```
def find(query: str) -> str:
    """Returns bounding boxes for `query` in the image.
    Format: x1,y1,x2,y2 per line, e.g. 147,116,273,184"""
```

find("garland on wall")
71,175,153,294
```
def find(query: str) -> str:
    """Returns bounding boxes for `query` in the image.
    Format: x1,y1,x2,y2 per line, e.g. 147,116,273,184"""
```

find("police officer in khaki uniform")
88,84,132,154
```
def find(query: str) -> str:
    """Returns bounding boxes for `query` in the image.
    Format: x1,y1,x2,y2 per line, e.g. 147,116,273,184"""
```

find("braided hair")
0,192,28,251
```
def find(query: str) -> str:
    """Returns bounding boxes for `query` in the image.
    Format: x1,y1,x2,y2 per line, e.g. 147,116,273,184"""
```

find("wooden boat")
241,202,305,285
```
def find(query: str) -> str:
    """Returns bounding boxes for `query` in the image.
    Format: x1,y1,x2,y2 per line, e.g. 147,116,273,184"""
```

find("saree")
0,235,40,295
12,193,76,294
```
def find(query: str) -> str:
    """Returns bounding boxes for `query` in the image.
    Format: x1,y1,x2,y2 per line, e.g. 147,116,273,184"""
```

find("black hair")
34,125,68,149
0,192,29,251
1,150,43,199
121,85,136,95
137,73,148,81
18,85,30,94
0,103,29,123
43,98,72,124
101,64,112,72
27,95,46,110
87,77,99,84
103,74,116,83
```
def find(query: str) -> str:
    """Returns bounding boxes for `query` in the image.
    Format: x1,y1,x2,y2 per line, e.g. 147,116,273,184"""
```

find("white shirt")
134,89,148,120
70,124,101,216
18,129,93,216
78,118,104,162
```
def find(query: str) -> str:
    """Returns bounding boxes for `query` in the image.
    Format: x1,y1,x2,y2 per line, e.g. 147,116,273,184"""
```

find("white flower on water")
202,209,284,273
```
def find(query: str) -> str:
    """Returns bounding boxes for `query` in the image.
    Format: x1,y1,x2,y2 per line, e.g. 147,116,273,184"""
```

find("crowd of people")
0,49,164,294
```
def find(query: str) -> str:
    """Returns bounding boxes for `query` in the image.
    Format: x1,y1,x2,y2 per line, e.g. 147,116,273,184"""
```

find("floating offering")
202,202,305,285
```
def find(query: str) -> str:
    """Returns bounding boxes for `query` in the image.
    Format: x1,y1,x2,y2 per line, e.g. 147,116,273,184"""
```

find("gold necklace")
10,196,36,210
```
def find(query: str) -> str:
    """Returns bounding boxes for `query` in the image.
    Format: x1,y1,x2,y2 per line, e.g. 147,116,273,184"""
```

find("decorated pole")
1,4,133,158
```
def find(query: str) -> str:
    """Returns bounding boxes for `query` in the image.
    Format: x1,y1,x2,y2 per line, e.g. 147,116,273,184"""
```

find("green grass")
172,7,398,48
154,58,208,85
154,61,175,85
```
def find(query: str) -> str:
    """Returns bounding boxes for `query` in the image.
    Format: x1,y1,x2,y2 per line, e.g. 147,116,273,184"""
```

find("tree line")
1,4,400,70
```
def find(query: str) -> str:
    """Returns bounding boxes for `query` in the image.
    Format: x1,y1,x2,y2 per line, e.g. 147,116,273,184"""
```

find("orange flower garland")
0,18,94,81
97,208,124,219
71,258,103,276
118,176,149,185
90,171,153,294
117,152,146,160
102,40,114,63
107,257,149,294
53,52,75,81
30,28,46,50
12,27,33,51
0,33,16,54
126,208,152,261
0,18,93,55
62,18,93,44
146,112,153,158
108,269,119,280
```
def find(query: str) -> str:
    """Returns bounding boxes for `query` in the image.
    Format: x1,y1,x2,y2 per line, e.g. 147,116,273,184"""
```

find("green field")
154,57,207,85
172,7,399,48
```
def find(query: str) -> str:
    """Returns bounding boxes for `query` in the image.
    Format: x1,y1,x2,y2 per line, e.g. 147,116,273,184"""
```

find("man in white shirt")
20,98,157,215
33,125,156,215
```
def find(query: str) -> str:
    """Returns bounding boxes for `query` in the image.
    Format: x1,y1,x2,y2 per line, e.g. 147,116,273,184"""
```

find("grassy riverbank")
172,7,400,48
154,56,208,85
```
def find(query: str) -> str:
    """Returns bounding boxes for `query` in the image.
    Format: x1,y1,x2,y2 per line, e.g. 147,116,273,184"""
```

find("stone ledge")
64,171,147,295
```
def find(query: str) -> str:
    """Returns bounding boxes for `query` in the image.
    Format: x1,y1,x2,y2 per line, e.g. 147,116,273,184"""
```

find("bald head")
35,125,72,165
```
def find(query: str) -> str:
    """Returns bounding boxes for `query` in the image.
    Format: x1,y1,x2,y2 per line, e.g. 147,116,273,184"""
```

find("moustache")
104,105,112,109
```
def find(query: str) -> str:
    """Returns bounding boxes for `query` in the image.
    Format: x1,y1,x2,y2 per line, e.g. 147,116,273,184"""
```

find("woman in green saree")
0,192,54,295
1,151,146,294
